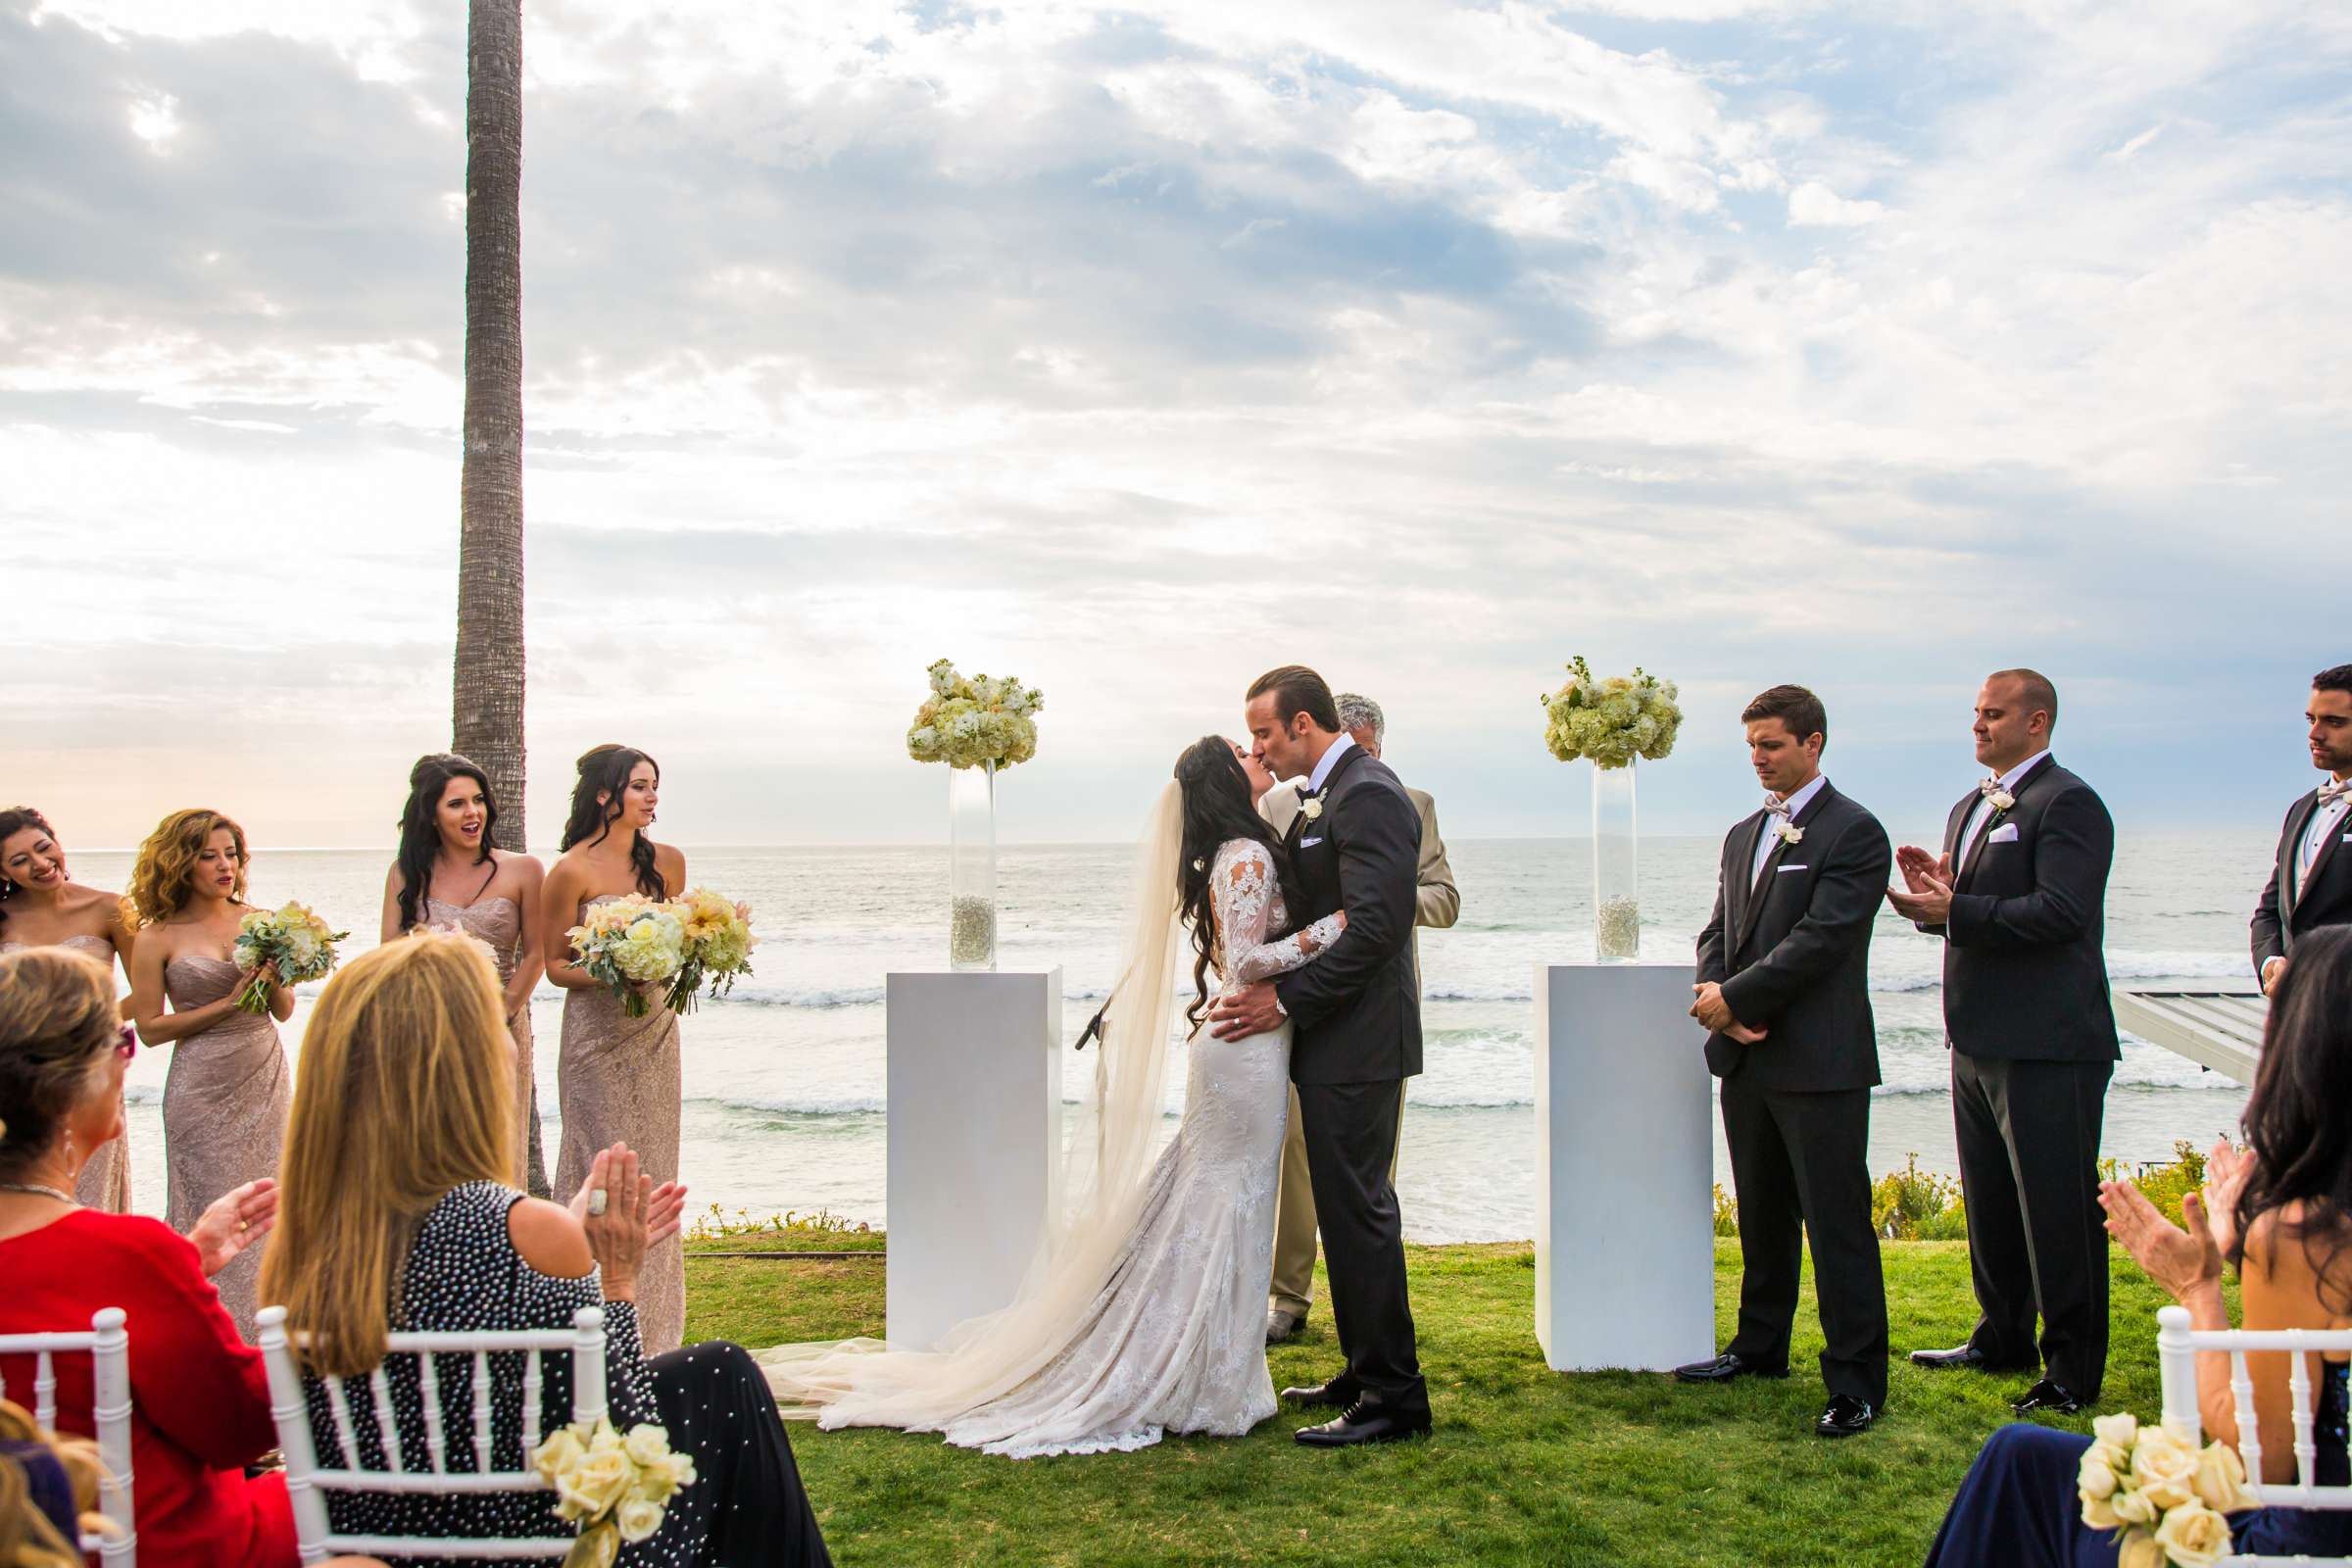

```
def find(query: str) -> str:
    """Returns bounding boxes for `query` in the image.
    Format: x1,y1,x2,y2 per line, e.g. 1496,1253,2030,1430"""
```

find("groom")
1209,664,1433,1446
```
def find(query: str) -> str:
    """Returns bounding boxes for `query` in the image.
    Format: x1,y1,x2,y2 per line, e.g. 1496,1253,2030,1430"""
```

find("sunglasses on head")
114,1021,137,1060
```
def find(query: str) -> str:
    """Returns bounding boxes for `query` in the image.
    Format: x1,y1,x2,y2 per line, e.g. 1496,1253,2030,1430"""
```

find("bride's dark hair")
1173,736,1305,1036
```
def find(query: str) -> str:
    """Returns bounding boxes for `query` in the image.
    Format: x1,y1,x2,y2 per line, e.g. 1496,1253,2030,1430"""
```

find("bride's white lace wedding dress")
764,835,1339,1457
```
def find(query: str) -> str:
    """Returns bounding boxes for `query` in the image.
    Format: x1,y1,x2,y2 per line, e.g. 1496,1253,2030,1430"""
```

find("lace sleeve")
1214,842,1343,988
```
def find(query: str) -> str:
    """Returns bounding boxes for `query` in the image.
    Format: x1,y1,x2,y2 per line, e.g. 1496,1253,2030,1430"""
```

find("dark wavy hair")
560,745,665,899
393,754,499,932
1173,737,1305,1036
2234,924,2352,1308
0,807,59,938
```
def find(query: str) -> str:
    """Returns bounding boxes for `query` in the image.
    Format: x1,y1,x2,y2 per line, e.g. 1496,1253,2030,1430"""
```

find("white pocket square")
1776,864,1807,873
1986,823,2021,844
1299,836,1324,849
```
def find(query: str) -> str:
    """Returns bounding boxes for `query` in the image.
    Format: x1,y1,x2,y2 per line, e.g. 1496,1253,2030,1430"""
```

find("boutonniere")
1987,789,2016,812
1775,821,1803,847
1300,797,1324,822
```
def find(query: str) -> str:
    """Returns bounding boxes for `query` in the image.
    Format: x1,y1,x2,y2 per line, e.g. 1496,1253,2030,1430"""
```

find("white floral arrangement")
532,1415,697,1567
664,886,759,1014
566,895,687,1019
230,901,348,1012
1540,656,1682,770
2077,1412,2260,1567
906,659,1044,771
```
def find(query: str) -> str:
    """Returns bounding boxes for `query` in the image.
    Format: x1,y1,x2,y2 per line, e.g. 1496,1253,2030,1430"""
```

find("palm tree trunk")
456,0,547,1196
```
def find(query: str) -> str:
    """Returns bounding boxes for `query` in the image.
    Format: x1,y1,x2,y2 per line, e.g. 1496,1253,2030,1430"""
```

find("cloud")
1786,178,1882,225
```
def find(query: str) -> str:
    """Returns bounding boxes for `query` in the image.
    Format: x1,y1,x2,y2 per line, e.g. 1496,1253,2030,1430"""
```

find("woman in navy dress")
1925,924,2352,1565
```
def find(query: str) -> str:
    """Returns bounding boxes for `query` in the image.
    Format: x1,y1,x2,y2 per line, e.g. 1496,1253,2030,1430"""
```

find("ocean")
77,833,2266,1244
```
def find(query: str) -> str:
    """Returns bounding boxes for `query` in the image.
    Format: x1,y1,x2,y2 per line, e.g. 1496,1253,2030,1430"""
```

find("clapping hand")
1885,846,1955,923
2099,1176,2226,1303
2198,1140,2253,1262
189,1177,279,1278
567,1142,690,1250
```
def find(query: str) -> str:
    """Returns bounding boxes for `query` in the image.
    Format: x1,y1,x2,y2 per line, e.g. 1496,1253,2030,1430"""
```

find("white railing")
258,1303,608,1564
2157,1303,2352,1567
0,1305,136,1565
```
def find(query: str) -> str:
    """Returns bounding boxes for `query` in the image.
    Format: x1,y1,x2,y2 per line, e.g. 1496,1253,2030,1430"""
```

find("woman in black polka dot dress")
259,933,831,1566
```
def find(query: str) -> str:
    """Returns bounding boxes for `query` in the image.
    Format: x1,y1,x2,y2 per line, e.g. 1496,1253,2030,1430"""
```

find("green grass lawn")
683,1234,2190,1566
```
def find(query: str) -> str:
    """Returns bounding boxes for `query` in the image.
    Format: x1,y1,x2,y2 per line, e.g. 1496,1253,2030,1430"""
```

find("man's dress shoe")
1294,1400,1433,1447
1815,1395,1878,1438
2011,1378,2085,1415
1671,1352,1789,1384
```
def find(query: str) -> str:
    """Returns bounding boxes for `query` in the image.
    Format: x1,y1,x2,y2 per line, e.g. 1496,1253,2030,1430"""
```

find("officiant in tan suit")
1264,692,1459,1344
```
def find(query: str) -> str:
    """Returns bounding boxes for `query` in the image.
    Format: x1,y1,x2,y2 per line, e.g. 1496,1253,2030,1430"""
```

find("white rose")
615,1496,665,1544
532,1425,586,1486
2191,1441,2261,1514
2078,1448,2121,1501
2111,1486,2158,1526
558,1446,634,1518
2153,1500,2233,1568
2115,1529,2165,1568
622,1424,673,1467
2132,1427,2201,1511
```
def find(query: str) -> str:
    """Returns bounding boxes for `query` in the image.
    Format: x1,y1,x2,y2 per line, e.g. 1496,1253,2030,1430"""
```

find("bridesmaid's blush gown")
162,954,291,1339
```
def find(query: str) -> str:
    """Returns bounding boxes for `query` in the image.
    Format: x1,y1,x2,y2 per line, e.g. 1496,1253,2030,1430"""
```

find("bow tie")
1980,777,2008,799
2321,779,2352,806
1763,795,1793,818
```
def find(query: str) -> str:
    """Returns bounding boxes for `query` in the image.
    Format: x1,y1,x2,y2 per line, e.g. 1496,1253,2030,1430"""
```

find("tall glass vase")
949,761,998,971
1592,758,1640,961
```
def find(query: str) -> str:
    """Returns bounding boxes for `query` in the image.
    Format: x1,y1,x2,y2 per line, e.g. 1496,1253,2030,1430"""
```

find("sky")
3,0,2346,849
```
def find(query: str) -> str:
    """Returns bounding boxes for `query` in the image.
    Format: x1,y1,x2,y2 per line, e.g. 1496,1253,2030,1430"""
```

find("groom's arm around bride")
1210,664,1432,1446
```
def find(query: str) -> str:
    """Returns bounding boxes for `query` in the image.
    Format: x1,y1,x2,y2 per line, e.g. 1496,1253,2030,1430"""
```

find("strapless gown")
557,896,684,1355
0,935,131,1213
424,895,539,1189
163,954,292,1339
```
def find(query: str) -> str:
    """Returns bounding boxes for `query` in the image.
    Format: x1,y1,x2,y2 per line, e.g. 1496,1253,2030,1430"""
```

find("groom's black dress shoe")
1280,1378,1357,1409
2011,1378,2085,1416
1671,1352,1788,1385
1294,1400,1433,1447
1910,1343,2035,1372
1814,1396,1877,1438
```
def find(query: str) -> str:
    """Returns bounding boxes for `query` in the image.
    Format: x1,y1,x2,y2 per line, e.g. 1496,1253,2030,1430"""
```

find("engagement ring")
587,1189,609,1216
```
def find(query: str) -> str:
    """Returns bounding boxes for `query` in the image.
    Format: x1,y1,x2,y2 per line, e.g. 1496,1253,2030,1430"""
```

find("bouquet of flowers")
1540,656,1683,769
906,659,1044,770
532,1415,697,1568
229,901,348,1013
565,895,687,1019
663,886,759,1014
2077,1412,2260,1567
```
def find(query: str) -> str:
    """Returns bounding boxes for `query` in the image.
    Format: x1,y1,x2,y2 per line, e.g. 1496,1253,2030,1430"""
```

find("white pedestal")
885,968,1063,1350
1533,960,1714,1372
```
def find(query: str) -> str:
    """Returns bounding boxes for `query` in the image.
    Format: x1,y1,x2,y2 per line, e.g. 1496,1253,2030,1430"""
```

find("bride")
760,736,1343,1456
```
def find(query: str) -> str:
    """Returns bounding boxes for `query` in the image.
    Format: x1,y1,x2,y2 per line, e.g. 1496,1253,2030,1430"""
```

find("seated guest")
259,932,832,1566
0,946,299,1568
1,1395,103,1568
1924,923,2352,1565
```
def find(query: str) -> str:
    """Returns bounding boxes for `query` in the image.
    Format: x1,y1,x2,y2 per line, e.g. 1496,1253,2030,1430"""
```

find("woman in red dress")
0,944,297,1568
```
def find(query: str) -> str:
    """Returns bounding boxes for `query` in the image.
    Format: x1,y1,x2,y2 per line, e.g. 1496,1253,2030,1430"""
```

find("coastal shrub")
1871,1154,1968,1241
686,1203,873,1242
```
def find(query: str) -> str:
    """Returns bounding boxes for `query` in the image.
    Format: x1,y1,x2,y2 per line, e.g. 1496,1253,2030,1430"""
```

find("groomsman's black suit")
1271,739,1429,1420
1919,756,2118,1398
2251,786,2352,977
1697,781,1891,1407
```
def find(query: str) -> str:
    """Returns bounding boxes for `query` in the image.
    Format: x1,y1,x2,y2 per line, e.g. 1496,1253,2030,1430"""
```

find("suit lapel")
1958,755,2056,888
2293,792,2351,920
1727,812,1767,939
1737,784,1834,952
2279,790,2319,927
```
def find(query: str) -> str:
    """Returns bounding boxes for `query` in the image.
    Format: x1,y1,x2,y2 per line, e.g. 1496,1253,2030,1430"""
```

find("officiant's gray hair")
1335,693,1385,745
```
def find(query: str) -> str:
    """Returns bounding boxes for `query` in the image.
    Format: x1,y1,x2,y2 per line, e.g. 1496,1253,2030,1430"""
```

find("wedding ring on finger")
587,1189,610,1216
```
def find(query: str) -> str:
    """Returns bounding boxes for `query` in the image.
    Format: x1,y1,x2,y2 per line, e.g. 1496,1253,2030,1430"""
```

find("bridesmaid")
542,744,687,1354
0,806,135,1211
122,808,293,1339
380,753,547,1189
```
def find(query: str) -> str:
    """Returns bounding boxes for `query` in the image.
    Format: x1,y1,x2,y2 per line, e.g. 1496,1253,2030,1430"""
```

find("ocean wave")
721,984,887,1008
710,1095,886,1116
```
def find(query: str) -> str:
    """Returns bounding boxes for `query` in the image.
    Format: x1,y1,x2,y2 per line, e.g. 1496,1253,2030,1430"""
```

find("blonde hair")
258,931,517,1376
120,809,247,929
0,1398,104,1568
0,949,117,1181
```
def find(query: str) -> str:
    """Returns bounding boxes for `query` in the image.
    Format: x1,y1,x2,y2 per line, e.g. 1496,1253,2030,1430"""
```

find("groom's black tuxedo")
1916,755,2117,1398
1696,779,1889,1406
1268,739,1428,1420
2252,786,2352,976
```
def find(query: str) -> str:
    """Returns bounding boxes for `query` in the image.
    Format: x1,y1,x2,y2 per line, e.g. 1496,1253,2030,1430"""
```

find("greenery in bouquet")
663,886,758,1014
1540,656,1682,769
906,658,1044,771
229,901,348,1012
532,1415,697,1568
565,894,686,1019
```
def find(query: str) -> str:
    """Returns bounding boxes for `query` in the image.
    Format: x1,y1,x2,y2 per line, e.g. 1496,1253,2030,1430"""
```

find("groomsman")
1676,685,1891,1439
1264,693,1460,1346
2252,663,2352,993
1887,670,2117,1414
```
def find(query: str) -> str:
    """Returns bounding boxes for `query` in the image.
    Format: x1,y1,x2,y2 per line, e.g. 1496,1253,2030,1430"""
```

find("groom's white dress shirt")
2299,779,2352,889
1752,773,1830,886
1954,749,2050,872
1305,733,1355,797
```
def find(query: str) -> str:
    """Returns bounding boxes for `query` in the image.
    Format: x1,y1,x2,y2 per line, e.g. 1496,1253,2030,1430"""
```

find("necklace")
0,1180,74,1204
